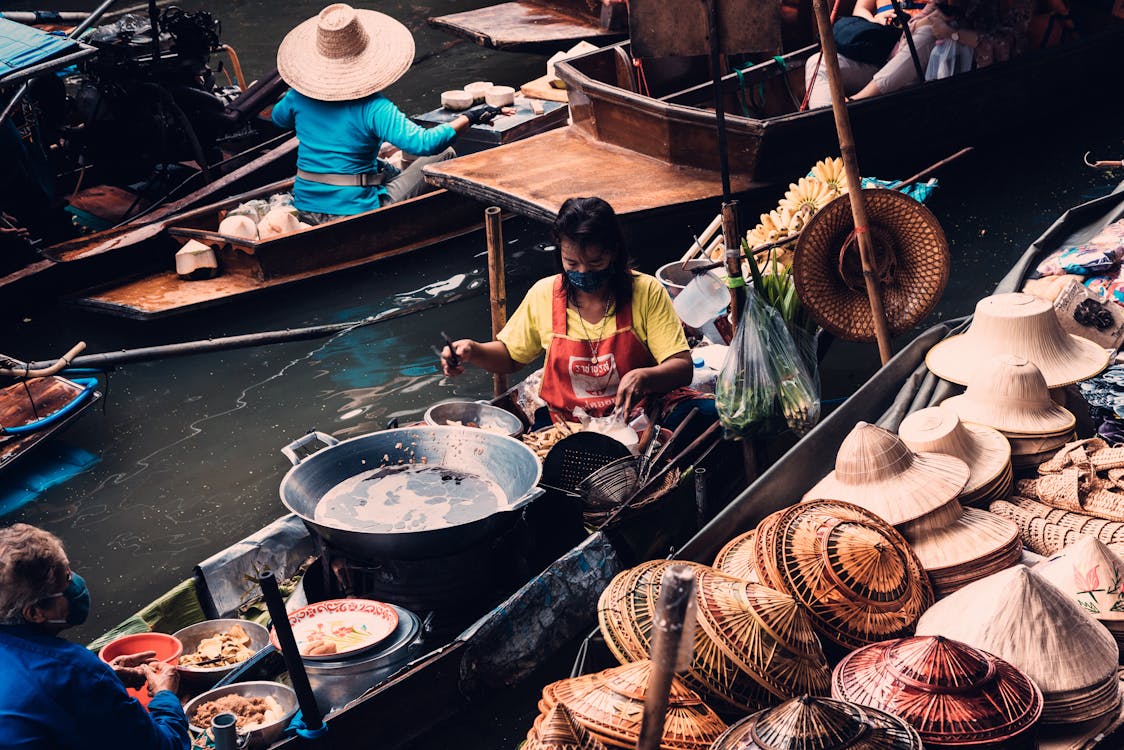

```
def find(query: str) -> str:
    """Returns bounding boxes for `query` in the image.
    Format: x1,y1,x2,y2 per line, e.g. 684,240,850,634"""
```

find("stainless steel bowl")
173,619,271,688
183,681,298,750
423,401,524,439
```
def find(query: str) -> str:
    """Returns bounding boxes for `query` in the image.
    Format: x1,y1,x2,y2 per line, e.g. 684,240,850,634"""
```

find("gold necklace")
576,296,613,365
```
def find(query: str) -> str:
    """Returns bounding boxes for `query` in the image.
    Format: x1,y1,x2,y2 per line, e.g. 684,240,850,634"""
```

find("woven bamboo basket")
898,407,1012,496
762,500,934,652
525,704,609,750
915,565,1120,725
540,660,728,750
832,636,1043,749
713,530,760,583
710,694,924,750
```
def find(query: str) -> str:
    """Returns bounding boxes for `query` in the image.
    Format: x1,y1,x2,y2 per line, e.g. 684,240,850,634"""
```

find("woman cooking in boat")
441,197,715,431
272,4,502,223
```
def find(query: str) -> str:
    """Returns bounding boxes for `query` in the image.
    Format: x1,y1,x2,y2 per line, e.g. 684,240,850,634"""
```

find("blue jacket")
271,89,458,216
0,625,189,750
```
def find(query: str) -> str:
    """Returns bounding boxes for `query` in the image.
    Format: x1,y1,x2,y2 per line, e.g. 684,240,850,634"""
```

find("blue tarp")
0,17,76,75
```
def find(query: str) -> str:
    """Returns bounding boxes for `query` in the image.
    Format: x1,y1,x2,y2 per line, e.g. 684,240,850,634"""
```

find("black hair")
553,196,634,309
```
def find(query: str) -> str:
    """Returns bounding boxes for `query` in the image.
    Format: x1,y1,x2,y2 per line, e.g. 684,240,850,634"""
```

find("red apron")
539,276,654,421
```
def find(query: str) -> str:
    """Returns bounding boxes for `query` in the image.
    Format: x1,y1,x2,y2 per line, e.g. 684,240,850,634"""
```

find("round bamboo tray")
713,530,760,583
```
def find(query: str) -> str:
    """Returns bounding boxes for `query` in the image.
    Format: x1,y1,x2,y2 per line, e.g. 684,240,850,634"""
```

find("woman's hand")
144,661,179,696
441,339,475,376
110,651,156,689
616,368,652,414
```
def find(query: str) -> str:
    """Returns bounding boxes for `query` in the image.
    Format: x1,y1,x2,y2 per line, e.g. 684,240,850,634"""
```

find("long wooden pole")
637,565,697,750
811,0,894,364
485,206,508,397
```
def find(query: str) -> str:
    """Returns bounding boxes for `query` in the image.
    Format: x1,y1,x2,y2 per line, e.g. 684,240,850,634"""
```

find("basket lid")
1035,536,1124,621
831,636,1043,747
711,695,923,750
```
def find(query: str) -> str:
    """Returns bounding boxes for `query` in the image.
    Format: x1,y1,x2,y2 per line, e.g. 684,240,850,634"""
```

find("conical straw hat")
926,292,1109,387
940,355,1076,436
914,565,1120,724
525,704,609,750
277,4,415,102
803,422,969,525
713,530,761,583
898,407,1012,495
831,636,1043,748
1035,536,1124,622
898,503,1021,596
710,695,923,750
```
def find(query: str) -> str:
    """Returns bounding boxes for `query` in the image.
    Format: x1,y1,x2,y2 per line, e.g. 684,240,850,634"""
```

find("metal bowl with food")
183,681,298,749
172,619,270,687
423,401,524,439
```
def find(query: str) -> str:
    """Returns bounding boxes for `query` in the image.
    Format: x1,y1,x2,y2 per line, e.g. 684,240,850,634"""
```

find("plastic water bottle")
690,355,718,394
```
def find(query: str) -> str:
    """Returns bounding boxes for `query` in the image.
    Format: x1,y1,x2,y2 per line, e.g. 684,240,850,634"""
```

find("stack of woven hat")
751,500,933,655
533,660,728,750
898,406,1012,508
524,704,608,750
803,422,1021,596
832,635,1043,749
1035,536,1124,653
710,695,923,750
916,565,1121,725
597,560,831,715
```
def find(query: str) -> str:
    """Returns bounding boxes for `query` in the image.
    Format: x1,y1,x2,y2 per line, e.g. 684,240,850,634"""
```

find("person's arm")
615,276,694,411
271,90,295,129
616,352,693,413
72,658,189,750
442,339,525,375
853,0,880,23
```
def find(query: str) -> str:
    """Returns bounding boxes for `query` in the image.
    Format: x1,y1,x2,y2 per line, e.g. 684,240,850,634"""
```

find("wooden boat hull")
0,375,100,473
428,0,625,53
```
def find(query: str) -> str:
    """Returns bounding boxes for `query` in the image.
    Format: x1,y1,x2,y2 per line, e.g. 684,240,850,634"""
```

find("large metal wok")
279,427,543,561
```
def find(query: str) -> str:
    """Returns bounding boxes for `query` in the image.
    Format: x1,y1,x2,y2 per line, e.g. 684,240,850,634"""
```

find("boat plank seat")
423,127,758,223
427,1,625,52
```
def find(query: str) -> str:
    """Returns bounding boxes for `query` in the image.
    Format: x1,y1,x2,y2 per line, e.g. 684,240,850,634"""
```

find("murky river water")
1,0,1122,745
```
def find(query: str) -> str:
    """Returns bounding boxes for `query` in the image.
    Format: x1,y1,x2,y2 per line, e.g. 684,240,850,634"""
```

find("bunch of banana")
809,156,848,195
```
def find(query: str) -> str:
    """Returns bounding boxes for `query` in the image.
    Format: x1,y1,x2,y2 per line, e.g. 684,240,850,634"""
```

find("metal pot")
423,401,524,439
183,681,298,750
279,427,543,561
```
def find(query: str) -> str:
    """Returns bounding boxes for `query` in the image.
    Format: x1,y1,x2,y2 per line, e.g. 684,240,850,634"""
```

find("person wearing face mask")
0,523,189,750
441,196,715,428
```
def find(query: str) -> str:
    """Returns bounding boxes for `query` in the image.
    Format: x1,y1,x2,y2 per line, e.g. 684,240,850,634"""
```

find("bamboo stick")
486,206,508,397
811,0,893,364
722,201,745,334
679,213,723,263
637,565,697,750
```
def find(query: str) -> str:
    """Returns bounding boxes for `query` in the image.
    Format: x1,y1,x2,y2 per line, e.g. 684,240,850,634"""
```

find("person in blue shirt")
0,523,189,750
273,3,501,221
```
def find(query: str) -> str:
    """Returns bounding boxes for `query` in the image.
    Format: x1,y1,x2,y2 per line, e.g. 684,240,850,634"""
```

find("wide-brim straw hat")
793,189,949,343
277,4,415,101
940,355,1076,436
915,565,1120,724
832,636,1043,747
898,407,1011,495
926,292,1109,387
804,422,969,526
710,695,924,750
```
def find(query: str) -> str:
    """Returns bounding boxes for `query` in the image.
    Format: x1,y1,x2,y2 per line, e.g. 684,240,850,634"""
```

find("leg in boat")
852,25,937,99
804,51,880,109
382,147,457,204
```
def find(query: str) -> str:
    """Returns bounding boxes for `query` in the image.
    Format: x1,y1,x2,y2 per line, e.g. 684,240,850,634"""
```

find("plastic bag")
786,326,822,436
925,40,974,81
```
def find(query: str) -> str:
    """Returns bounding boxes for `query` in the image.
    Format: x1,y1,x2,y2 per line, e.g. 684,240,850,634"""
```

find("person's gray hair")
0,524,69,624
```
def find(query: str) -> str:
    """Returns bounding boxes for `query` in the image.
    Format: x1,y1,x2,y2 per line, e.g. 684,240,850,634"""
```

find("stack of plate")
940,354,1078,470
1034,536,1124,652
832,636,1043,749
898,406,1013,508
712,530,760,583
536,660,728,750
753,500,933,655
597,560,831,714
710,695,923,750
803,422,1021,597
915,565,1121,725
524,704,608,750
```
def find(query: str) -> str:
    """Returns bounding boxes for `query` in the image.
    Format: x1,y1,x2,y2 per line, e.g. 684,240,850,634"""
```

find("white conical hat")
1035,536,1124,622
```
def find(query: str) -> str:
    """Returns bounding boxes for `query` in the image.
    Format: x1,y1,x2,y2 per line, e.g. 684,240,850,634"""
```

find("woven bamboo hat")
898,407,1011,496
926,292,1109,387
525,704,609,750
793,189,949,342
803,422,970,526
940,355,1076,436
915,564,1120,724
710,695,923,750
713,530,760,583
832,636,1043,749
761,500,934,653
277,4,415,102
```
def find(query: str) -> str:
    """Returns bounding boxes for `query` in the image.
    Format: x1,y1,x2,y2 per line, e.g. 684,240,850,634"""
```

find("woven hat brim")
904,507,1021,572
941,394,1075,437
277,9,415,101
926,331,1109,388
958,422,1014,494
804,452,970,526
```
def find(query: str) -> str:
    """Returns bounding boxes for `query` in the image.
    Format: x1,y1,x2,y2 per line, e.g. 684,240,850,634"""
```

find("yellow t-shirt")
498,273,689,366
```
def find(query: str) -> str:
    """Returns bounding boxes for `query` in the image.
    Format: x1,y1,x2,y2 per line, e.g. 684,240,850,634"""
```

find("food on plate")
299,622,375,657
179,624,256,668
521,423,581,459
192,693,284,730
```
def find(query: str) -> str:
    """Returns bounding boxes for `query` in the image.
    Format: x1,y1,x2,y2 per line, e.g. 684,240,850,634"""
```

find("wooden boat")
428,0,626,53
425,26,1124,224
0,374,100,475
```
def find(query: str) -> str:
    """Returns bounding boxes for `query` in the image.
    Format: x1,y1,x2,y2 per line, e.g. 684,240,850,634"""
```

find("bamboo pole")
637,565,697,750
811,0,894,365
485,206,508,397
721,201,744,331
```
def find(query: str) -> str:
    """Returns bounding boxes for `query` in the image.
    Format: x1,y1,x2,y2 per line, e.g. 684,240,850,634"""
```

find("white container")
440,90,473,110
484,85,515,107
673,271,728,329
464,81,493,103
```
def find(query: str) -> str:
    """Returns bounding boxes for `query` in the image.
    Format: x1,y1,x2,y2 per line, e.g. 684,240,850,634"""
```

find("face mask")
565,268,613,292
43,572,91,627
